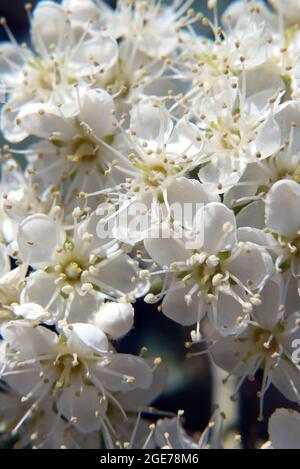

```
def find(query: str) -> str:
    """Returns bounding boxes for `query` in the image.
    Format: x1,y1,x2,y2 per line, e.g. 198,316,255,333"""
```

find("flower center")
54,353,82,388
208,117,242,151
67,135,99,164
252,328,281,357
63,261,83,282
175,251,228,295
133,158,182,190
26,57,76,93
193,51,229,78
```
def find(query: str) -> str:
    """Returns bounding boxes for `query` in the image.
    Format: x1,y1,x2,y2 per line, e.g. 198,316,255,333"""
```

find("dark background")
0,0,293,449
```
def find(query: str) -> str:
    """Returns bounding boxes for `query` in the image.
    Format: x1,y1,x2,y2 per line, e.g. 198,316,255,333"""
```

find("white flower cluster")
0,0,300,449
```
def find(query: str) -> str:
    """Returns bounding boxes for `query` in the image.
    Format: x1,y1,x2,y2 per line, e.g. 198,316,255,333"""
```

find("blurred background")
0,0,295,449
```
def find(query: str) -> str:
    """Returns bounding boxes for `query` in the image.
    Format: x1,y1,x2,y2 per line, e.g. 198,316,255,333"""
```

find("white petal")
63,0,103,26
224,162,265,207
145,233,190,268
214,289,248,336
166,177,219,229
251,115,281,160
18,103,75,139
111,195,153,245
199,158,246,193
21,271,62,320
93,354,153,392
285,277,300,316
71,35,118,76
0,266,26,305
268,409,300,449
0,42,26,76
236,201,265,230
195,203,237,254
166,120,203,159
93,302,134,339
118,359,167,411
243,67,284,99
2,321,57,359
212,335,254,374
79,89,115,137
57,382,107,433
271,0,300,24
252,275,284,330
162,284,203,326
4,365,43,397
95,253,144,296
155,418,192,449
266,180,300,237
237,227,278,250
66,291,99,324
17,214,64,268
65,323,109,354
13,303,47,322
222,0,275,28
226,243,272,290
1,97,30,143
130,100,173,148
31,1,73,56
137,33,178,58
272,360,300,405
76,212,115,252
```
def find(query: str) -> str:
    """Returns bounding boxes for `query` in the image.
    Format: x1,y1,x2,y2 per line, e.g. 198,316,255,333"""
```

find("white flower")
17,213,146,323
224,101,300,212
145,203,272,337
197,85,282,192
212,274,300,420
14,88,128,210
1,0,300,450
265,408,300,449
0,1,118,142
184,4,273,99
62,1,183,104
1,321,153,434
92,99,215,244
81,0,193,58
0,347,166,449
